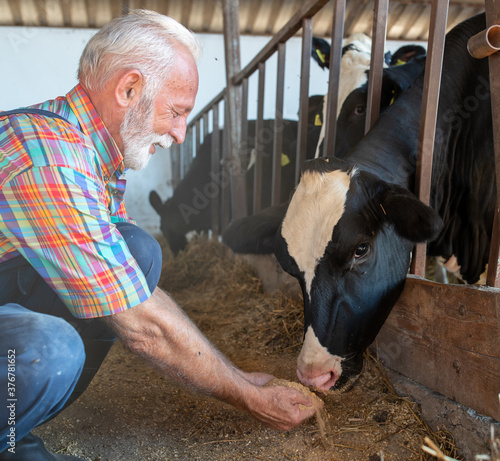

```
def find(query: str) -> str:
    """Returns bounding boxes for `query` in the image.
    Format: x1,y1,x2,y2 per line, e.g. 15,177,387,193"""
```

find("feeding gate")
171,0,500,421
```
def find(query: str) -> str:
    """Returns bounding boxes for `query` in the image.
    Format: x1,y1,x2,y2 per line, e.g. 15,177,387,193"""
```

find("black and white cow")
224,13,494,391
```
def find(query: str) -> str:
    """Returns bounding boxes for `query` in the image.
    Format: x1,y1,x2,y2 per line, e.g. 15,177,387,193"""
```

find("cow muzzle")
296,326,344,391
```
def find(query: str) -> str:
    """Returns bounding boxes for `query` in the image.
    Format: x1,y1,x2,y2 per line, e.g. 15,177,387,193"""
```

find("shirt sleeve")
0,165,151,319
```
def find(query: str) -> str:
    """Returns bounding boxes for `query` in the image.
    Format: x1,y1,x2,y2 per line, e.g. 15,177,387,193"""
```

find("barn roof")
0,0,484,42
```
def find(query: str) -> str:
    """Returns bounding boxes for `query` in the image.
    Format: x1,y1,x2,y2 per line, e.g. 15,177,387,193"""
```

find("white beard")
120,99,174,171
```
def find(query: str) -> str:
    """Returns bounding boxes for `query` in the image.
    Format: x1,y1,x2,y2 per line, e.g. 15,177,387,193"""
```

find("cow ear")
312,37,330,70
222,202,289,254
381,56,426,107
149,190,164,214
380,185,443,243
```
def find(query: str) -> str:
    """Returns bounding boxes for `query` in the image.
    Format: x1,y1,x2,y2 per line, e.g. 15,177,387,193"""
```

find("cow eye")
354,105,366,116
354,243,369,258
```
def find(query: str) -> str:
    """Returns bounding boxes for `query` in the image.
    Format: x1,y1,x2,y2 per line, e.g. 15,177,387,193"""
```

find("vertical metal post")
222,0,247,223
211,104,221,237
410,0,449,277
485,0,500,287
323,0,346,157
254,62,266,214
272,42,286,206
295,17,313,183
365,0,388,133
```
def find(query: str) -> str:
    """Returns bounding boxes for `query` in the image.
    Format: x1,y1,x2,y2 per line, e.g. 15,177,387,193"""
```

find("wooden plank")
410,0,449,277
374,276,500,421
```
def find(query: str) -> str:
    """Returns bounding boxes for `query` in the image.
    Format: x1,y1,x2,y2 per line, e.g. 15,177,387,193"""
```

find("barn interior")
1,0,500,460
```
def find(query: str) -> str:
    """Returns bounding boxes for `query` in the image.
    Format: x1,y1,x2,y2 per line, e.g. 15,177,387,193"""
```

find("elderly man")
0,10,320,461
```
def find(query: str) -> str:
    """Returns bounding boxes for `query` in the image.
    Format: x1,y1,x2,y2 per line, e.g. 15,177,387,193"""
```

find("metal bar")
222,0,247,222
170,144,181,190
323,0,346,157
195,118,201,163
296,17,313,183
241,77,249,215
211,104,221,237
485,0,500,287
410,0,449,277
232,0,331,85
253,63,266,214
202,111,209,143
365,0,389,133
187,90,226,129
272,42,286,206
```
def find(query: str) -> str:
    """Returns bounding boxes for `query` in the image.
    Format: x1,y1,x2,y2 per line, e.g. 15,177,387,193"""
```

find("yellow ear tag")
314,114,322,126
281,153,290,167
316,49,326,64
389,89,395,106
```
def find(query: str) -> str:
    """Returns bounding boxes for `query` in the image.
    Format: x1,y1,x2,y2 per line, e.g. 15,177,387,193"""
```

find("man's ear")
379,184,443,243
115,70,144,108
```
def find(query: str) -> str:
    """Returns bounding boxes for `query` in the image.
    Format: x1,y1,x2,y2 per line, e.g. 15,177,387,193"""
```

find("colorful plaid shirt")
0,84,151,319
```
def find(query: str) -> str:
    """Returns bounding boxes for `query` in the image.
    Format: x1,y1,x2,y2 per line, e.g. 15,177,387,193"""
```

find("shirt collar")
66,84,124,179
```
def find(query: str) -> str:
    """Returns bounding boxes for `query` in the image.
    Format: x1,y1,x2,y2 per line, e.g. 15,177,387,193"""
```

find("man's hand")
241,380,323,431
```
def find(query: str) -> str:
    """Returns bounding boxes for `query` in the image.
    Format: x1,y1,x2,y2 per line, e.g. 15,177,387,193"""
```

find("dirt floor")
34,236,499,461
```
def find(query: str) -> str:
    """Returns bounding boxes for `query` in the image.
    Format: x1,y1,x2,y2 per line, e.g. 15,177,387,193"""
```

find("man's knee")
115,222,162,291
8,307,86,386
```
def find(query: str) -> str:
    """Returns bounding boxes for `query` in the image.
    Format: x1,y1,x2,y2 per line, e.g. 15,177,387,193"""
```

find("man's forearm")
104,288,254,409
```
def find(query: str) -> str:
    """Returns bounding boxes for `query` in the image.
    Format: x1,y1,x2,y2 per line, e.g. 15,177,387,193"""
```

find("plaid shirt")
0,84,151,319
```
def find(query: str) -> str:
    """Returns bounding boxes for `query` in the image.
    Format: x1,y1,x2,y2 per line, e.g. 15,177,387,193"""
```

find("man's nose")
170,116,187,144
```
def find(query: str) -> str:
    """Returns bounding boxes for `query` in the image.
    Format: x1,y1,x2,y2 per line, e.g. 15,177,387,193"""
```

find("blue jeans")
0,222,162,453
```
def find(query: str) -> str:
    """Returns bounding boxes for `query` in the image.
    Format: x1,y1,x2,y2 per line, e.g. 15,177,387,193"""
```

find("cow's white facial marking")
297,326,343,389
281,169,350,297
314,36,373,158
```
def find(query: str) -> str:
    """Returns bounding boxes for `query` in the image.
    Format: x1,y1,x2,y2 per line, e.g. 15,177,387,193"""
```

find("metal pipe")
467,24,500,59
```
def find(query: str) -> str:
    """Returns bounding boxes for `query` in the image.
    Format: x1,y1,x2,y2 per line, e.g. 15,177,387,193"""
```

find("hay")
158,234,465,460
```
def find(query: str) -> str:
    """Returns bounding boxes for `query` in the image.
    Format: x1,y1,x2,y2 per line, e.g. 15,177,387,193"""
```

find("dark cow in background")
223,13,493,391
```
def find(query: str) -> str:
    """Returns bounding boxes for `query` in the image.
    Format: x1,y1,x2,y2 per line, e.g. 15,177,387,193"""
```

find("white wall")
0,25,421,234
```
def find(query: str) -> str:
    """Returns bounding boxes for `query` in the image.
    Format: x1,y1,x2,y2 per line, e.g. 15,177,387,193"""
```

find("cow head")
335,55,426,158
273,157,442,391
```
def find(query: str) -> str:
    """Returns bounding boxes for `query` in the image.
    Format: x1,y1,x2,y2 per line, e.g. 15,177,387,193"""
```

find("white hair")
78,9,202,98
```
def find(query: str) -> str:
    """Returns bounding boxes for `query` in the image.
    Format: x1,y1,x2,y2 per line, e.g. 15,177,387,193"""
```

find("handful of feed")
265,378,324,410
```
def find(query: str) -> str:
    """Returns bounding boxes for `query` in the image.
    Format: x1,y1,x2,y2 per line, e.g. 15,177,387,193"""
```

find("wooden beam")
374,276,500,421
